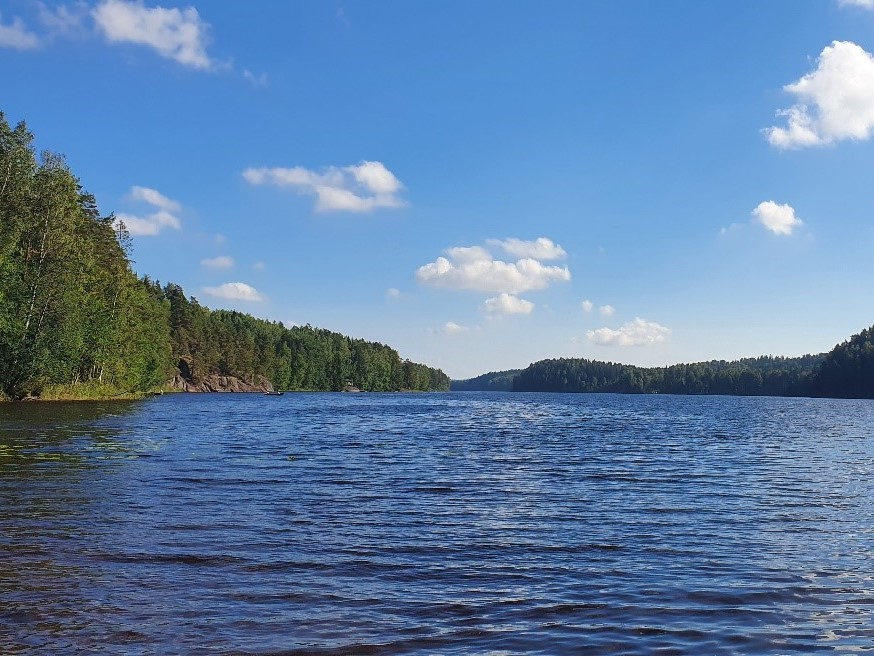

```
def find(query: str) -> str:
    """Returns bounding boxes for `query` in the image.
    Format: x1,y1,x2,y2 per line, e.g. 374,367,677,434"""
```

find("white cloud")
252,261,266,271
113,209,179,236
130,185,180,212
203,282,265,302
487,237,566,261
112,185,182,236
243,160,406,213
282,320,299,328
201,255,234,269
416,244,571,294
839,0,874,8
443,321,469,334
581,299,593,313
587,318,671,347
752,201,803,235
483,293,534,315
243,69,268,87
92,0,215,70
386,287,402,299
599,304,616,317
0,13,39,49
765,41,874,148
37,3,87,35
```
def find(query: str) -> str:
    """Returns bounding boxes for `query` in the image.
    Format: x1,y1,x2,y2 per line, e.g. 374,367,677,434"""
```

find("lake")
2,392,873,654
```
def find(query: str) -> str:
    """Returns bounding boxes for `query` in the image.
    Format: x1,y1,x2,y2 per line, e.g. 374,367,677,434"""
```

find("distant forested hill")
451,369,521,391
512,354,824,396
456,328,874,399
0,112,448,399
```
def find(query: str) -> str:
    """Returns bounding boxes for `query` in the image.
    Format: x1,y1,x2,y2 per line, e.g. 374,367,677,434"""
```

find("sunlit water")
2,392,874,654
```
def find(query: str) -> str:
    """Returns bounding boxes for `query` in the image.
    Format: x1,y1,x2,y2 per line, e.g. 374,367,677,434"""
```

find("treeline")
0,112,448,399
155,281,449,392
454,327,874,399
451,369,521,391
512,354,824,396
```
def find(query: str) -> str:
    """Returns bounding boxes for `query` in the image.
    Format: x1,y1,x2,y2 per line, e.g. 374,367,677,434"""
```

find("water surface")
2,392,873,654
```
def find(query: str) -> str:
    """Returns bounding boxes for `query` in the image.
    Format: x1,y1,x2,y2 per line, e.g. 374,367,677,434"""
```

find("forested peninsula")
0,113,449,400
453,326,874,399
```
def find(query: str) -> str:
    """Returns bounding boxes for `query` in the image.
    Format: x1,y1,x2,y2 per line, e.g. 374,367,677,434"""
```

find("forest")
0,113,449,400
454,327,874,399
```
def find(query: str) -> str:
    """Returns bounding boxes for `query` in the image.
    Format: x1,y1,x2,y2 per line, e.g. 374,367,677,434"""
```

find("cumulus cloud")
243,160,406,213
752,201,803,235
201,255,234,269
482,293,534,315
581,299,593,313
416,242,571,294
0,13,40,49
487,237,567,261
765,41,874,148
203,282,265,302
587,318,671,347
112,185,182,236
599,304,616,317
92,0,215,70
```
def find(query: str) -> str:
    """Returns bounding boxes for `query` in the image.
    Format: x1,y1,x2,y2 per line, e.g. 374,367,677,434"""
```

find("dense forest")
450,369,521,391
0,113,449,400
453,328,874,399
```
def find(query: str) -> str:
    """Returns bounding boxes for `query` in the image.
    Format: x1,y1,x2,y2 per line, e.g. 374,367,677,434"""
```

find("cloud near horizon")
752,201,803,235
203,282,265,302
416,239,571,294
587,318,671,347
92,0,217,70
112,185,182,236
765,41,874,148
243,161,406,213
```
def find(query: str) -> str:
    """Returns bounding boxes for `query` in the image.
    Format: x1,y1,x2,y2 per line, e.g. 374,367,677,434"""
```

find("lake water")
2,392,873,654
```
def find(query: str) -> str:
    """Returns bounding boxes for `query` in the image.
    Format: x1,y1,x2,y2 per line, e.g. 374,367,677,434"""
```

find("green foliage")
451,369,522,391
808,326,874,399
512,355,824,396
155,283,449,392
0,112,449,399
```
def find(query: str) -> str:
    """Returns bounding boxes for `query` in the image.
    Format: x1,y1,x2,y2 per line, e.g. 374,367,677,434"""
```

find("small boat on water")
264,391,284,396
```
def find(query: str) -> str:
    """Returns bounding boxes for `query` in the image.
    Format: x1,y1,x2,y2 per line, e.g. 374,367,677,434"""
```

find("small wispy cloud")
442,321,470,334
112,185,182,236
243,161,406,213
581,299,593,313
486,237,567,261
599,304,616,317
243,69,268,87
203,282,265,302
838,0,874,9
0,12,40,50
201,255,234,269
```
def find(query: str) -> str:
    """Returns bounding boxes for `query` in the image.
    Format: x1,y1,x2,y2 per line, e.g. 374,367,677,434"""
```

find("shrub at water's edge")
0,112,449,400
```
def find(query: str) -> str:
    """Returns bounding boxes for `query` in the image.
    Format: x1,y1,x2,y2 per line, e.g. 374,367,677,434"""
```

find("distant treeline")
453,326,874,399
450,369,521,392
0,112,448,399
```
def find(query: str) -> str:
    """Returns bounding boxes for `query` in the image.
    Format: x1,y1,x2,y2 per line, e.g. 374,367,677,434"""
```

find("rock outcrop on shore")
171,357,274,393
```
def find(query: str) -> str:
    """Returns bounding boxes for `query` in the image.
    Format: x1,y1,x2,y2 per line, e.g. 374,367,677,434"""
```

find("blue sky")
3,0,874,379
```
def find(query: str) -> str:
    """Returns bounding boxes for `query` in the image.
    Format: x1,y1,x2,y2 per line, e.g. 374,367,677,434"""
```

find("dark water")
2,393,873,654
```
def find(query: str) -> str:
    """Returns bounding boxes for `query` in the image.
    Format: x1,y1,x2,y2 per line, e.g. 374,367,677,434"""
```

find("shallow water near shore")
2,392,873,654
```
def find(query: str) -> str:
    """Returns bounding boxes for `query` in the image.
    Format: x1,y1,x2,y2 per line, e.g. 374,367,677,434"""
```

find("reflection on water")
1,393,874,654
